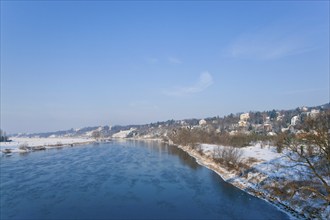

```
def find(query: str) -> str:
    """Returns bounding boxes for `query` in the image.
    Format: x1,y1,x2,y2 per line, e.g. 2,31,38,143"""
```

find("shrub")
18,143,29,150
213,146,243,168
274,132,288,153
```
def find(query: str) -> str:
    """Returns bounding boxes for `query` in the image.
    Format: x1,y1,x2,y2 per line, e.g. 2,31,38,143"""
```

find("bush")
274,132,288,153
213,146,243,168
18,143,29,150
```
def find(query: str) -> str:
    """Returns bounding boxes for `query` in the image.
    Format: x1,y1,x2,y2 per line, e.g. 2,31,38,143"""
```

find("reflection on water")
126,140,201,170
0,141,289,219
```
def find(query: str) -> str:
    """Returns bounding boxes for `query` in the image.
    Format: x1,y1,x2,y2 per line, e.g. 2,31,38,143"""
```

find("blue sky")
1,1,329,134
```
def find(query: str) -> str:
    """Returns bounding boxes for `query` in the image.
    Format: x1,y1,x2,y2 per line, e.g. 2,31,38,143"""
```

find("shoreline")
173,144,306,220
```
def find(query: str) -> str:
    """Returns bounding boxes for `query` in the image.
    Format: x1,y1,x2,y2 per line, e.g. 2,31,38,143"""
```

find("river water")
0,140,289,219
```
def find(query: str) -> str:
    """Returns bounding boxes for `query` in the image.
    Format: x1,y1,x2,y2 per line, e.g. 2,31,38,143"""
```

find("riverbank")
173,143,314,220
0,137,97,154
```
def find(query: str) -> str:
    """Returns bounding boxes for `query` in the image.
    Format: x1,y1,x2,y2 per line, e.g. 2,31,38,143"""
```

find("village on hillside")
1,103,328,142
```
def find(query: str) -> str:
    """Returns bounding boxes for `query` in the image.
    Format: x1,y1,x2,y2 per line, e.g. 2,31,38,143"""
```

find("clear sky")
1,1,329,134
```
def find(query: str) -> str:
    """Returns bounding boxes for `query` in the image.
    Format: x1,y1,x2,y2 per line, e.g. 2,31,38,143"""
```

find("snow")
241,144,282,161
200,144,217,152
190,143,329,219
0,137,95,152
200,143,283,162
199,143,309,183
112,128,136,138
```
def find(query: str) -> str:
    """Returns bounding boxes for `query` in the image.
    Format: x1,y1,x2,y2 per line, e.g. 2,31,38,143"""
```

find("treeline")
167,128,274,148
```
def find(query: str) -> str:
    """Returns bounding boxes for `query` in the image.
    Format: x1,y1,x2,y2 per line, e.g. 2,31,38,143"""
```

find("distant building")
300,106,308,112
276,115,284,121
263,124,272,132
238,113,249,127
310,109,320,118
291,116,299,126
264,116,271,124
238,120,248,127
240,113,250,121
199,119,207,126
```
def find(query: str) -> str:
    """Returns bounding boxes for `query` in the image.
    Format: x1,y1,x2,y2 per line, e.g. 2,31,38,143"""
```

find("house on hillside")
240,113,250,121
276,115,284,121
199,119,207,126
263,123,272,132
300,106,308,112
310,109,320,118
291,116,299,126
238,120,248,127
238,113,249,127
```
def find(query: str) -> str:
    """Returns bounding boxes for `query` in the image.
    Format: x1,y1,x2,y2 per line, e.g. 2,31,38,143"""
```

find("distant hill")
11,103,329,138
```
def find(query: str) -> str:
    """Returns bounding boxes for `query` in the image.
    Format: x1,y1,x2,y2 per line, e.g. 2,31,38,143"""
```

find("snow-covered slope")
112,128,136,138
183,143,330,219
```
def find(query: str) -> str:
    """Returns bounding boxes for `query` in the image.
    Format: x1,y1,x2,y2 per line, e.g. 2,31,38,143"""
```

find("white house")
199,119,207,126
240,113,250,121
238,120,248,127
310,109,320,118
291,116,299,126
238,113,250,127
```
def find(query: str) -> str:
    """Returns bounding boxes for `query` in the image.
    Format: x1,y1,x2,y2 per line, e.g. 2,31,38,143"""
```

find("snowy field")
0,137,95,153
201,143,282,161
199,143,321,185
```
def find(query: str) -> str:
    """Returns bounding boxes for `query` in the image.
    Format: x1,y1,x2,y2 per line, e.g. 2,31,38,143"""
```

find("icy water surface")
0,141,289,219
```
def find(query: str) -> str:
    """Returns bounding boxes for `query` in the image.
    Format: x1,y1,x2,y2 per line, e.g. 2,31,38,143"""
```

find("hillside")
11,103,329,140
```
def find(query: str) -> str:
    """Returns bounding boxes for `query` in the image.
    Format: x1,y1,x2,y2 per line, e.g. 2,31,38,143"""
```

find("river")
0,140,289,219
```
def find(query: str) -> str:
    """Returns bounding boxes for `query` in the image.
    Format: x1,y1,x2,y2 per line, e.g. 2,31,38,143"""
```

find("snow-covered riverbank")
0,137,96,153
175,143,329,219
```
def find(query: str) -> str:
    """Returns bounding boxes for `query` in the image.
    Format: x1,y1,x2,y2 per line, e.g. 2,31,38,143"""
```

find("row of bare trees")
168,128,246,169
168,128,274,148
275,111,330,207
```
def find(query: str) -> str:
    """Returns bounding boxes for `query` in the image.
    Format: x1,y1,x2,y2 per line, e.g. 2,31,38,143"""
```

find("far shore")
0,137,99,154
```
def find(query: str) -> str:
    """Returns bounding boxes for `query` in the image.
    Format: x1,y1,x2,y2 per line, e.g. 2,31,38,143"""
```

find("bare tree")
213,146,243,168
91,130,101,141
281,111,330,204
